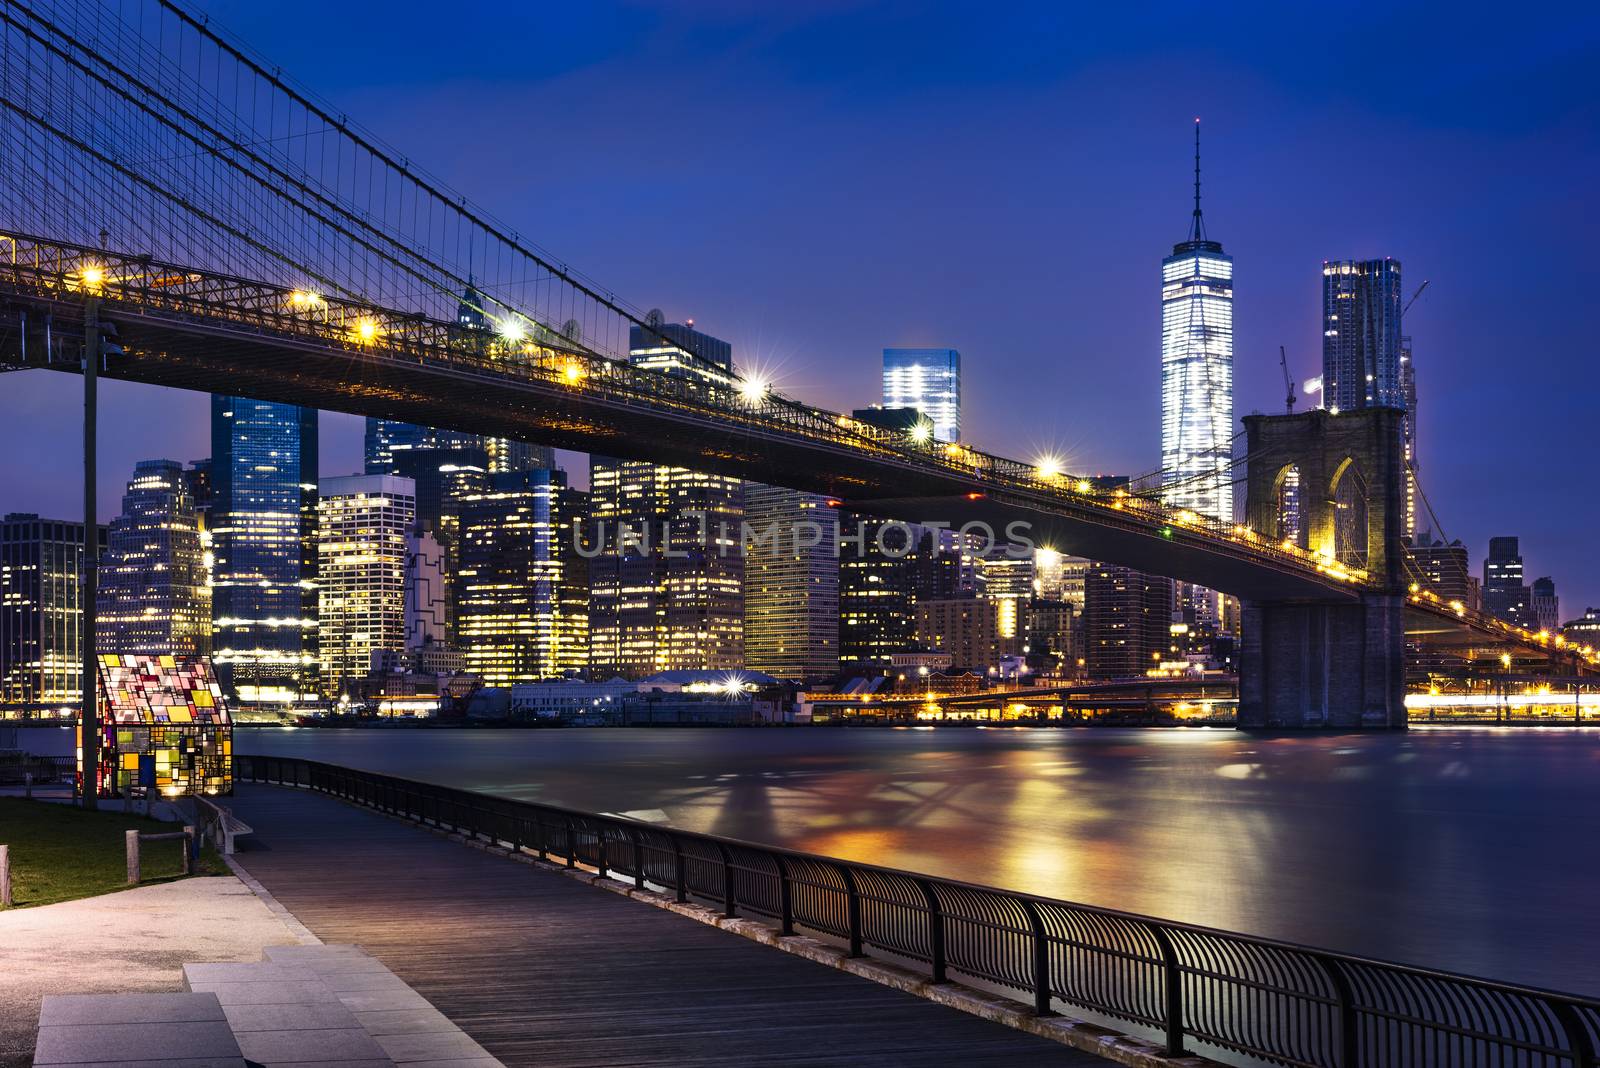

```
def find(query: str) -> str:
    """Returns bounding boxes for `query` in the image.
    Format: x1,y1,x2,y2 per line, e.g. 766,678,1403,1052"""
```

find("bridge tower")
1239,408,1408,728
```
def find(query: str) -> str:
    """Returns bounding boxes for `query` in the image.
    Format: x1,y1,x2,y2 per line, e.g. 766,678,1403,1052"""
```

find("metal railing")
236,755,1600,1067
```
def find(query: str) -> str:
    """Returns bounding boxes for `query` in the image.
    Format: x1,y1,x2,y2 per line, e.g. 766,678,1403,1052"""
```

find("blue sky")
9,0,1600,608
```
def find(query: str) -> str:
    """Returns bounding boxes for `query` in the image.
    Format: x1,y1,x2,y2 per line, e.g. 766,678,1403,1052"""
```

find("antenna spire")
1190,117,1206,242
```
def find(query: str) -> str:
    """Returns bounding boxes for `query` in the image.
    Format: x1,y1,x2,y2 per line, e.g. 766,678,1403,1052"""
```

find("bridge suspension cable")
0,0,726,372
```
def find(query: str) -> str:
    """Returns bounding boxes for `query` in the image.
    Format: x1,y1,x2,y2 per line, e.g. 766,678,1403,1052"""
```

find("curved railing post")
1148,923,1186,1057
627,828,645,889
564,817,576,868
838,865,863,957
1551,999,1597,1068
595,824,609,880
1020,899,1053,1016
714,842,736,918
1316,953,1360,1068
916,878,947,983
773,854,794,936
670,835,687,903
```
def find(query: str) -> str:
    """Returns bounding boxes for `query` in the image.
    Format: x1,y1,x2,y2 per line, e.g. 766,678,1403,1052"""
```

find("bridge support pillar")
1239,593,1405,729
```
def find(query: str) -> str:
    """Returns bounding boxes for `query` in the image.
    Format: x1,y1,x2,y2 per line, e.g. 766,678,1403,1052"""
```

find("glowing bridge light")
288,289,323,309
562,361,585,383
496,316,527,343
76,264,105,291
352,317,379,343
908,422,933,444
1035,455,1062,479
737,376,768,405
1075,479,1092,494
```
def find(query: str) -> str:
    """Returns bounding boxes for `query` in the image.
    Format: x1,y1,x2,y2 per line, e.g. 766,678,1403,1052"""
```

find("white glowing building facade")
882,348,961,443
1160,127,1233,525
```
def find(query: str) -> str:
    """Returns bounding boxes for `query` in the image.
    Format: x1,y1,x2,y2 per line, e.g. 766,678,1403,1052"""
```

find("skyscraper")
1482,536,1531,629
1407,534,1473,607
98,460,210,658
1160,121,1233,526
1,514,106,713
404,530,449,653
743,486,838,681
388,445,491,644
364,420,552,479
1084,563,1174,679
1321,259,1404,414
882,348,961,442
316,474,416,696
838,517,917,675
837,518,970,674
210,396,319,708
588,318,744,678
457,468,589,685
1400,334,1419,540
914,598,1023,673
1531,577,1560,634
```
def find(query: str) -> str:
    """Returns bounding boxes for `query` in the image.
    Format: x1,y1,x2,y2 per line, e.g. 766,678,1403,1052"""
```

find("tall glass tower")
98,459,211,658
210,396,319,708
1160,122,1233,525
588,317,743,678
882,348,961,443
1320,259,1403,414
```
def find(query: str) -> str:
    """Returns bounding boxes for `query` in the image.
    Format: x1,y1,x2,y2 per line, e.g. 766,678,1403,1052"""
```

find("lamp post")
81,298,99,810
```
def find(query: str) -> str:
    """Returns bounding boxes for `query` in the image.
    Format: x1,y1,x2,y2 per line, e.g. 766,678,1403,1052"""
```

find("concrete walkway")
226,784,1106,1067
0,875,305,1068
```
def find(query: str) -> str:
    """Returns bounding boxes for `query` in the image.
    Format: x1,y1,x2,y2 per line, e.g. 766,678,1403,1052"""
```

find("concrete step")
184,945,502,1067
35,992,245,1067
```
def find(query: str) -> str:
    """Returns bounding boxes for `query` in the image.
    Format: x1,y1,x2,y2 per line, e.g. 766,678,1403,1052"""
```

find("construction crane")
1278,345,1296,414
1402,280,1430,317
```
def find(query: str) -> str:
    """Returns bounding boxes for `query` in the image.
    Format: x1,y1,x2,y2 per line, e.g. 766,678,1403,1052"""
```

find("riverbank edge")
325,787,1222,1068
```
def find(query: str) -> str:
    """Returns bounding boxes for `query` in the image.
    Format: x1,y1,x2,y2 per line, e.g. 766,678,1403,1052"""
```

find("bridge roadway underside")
5,296,1352,604
223,782,1101,1067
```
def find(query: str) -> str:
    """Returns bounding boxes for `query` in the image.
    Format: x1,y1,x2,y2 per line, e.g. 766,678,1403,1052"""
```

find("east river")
214,725,1600,994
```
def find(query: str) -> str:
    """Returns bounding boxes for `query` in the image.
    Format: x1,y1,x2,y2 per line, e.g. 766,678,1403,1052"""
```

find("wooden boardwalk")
226,784,1107,1067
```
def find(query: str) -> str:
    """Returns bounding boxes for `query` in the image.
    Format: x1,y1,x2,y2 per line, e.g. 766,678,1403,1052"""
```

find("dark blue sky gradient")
8,1,1599,608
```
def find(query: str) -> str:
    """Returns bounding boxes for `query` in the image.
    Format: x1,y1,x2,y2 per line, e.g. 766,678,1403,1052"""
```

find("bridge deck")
225,784,1103,1067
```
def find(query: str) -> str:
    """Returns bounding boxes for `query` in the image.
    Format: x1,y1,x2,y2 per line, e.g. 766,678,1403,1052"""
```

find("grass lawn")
0,798,224,908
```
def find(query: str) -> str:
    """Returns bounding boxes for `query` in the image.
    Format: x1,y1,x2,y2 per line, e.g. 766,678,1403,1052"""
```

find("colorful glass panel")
80,654,233,797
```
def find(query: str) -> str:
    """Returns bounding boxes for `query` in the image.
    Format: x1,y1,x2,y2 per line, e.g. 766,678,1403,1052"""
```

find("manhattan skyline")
3,0,1597,608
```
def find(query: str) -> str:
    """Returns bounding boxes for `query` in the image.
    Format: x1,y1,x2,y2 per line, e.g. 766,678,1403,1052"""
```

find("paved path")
0,874,303,1068
227,784,1105,1067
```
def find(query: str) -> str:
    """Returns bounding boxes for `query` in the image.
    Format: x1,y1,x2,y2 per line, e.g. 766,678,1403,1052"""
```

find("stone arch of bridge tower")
1327,456,1370,570
1270,463,1305,547
1242,407,1406,590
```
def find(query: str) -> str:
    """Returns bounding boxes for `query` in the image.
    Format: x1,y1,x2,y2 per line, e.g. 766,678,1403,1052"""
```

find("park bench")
193,794,253,855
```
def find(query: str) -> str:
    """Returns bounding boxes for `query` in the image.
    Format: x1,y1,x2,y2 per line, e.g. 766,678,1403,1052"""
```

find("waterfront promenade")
224,784,1102,1066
